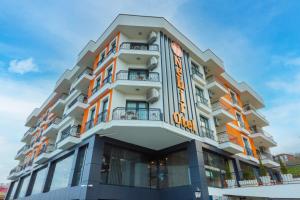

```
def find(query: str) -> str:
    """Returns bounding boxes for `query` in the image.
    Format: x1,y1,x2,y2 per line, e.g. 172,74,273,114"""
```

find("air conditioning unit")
146,88,160,103
148,31,157,44
147,56,158,70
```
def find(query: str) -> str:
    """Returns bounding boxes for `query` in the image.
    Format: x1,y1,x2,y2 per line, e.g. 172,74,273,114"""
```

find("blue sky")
1,0,300,183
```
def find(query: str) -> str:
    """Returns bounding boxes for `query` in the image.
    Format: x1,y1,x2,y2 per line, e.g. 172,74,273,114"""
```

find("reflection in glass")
31,167,47,195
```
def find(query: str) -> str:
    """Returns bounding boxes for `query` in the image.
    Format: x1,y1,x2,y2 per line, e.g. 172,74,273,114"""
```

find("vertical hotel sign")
171,42,196,133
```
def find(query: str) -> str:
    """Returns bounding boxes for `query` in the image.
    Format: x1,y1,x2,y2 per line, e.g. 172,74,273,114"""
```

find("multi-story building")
5,14,299,200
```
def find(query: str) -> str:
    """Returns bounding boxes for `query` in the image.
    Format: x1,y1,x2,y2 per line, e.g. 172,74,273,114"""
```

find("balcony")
191,67,206,86
64,94,88,120
114,70,161,95
15,145,30,160
211,101,235,125
71,68,93,92
35,144,56,164
250,128,277,148
94,47,116,75
206,75,228,102
50,93,68,117
21,127,35,143
57,125,81,150
243,104,269,127
119,42,159,64
42,117,62,138
195,95,211,114
218,132,244,154
259,152,280,167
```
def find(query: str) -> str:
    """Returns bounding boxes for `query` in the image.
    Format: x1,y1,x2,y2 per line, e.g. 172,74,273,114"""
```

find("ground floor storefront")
6,135,288,200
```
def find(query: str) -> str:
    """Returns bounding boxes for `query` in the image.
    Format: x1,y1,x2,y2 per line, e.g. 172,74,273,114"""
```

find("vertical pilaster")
188,140,209,200
81,135,104,200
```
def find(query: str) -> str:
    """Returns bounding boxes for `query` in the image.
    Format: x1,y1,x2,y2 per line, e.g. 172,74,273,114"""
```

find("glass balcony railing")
116,70,159,82
243,104,267,121
120,42,159,51
76,67,93,80
112,107,162,121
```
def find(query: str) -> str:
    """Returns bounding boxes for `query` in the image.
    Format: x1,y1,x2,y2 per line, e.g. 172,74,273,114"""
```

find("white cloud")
272,55,300,67
8,58,38,74
0,77,52,183
264,101,300,154
266,73,300,94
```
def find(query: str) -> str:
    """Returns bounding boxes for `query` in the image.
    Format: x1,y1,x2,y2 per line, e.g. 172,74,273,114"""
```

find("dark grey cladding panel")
159,32,199,134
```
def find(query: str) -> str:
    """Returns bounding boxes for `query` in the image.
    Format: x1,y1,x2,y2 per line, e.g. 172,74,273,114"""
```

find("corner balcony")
118,42,160,64
57,125,81,150
49,93,68,117
94,47,116,75
250,129,277,148
191,67,206,86
218,132,244,154
25,108,39,127
35,144,56,164
42,117,62,138
64,94,88,120
243,104,269,127
7,165,23,180
211,101,235,125
206,75,228,102
71,68,93,92
195,96,211,114
114,70,161,95
21,127,35,143
259,152,280,168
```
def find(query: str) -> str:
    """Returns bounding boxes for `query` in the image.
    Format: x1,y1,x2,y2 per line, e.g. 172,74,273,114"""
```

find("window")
199,116,213,139
16,175,30,198
128,69,148,81
31,167,47,195
86,107,96,130
110,39,116,51
99,98,109,123
236,112,245,128
49,154,74,191
100,144,150,187
158,150,190,188
72,145,88,186
99,50,106,65
103,66,113,84
191,62,203,78
243,137,253,156
126,101,149,120
195,87,207,105
230,90,238,104
93,75,101,94
7,181,18,200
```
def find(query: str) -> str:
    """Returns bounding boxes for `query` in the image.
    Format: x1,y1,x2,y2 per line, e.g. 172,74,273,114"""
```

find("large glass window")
16,175,30,198
203,150,233,188
49,154,74,191
101,144,150,187
7,181,18,200
158,150,190,188
31,167,47,195
72,145,88,186
100,144,190,189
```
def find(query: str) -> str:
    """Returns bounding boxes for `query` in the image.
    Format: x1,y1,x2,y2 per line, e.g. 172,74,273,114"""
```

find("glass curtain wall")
31,167,48,195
